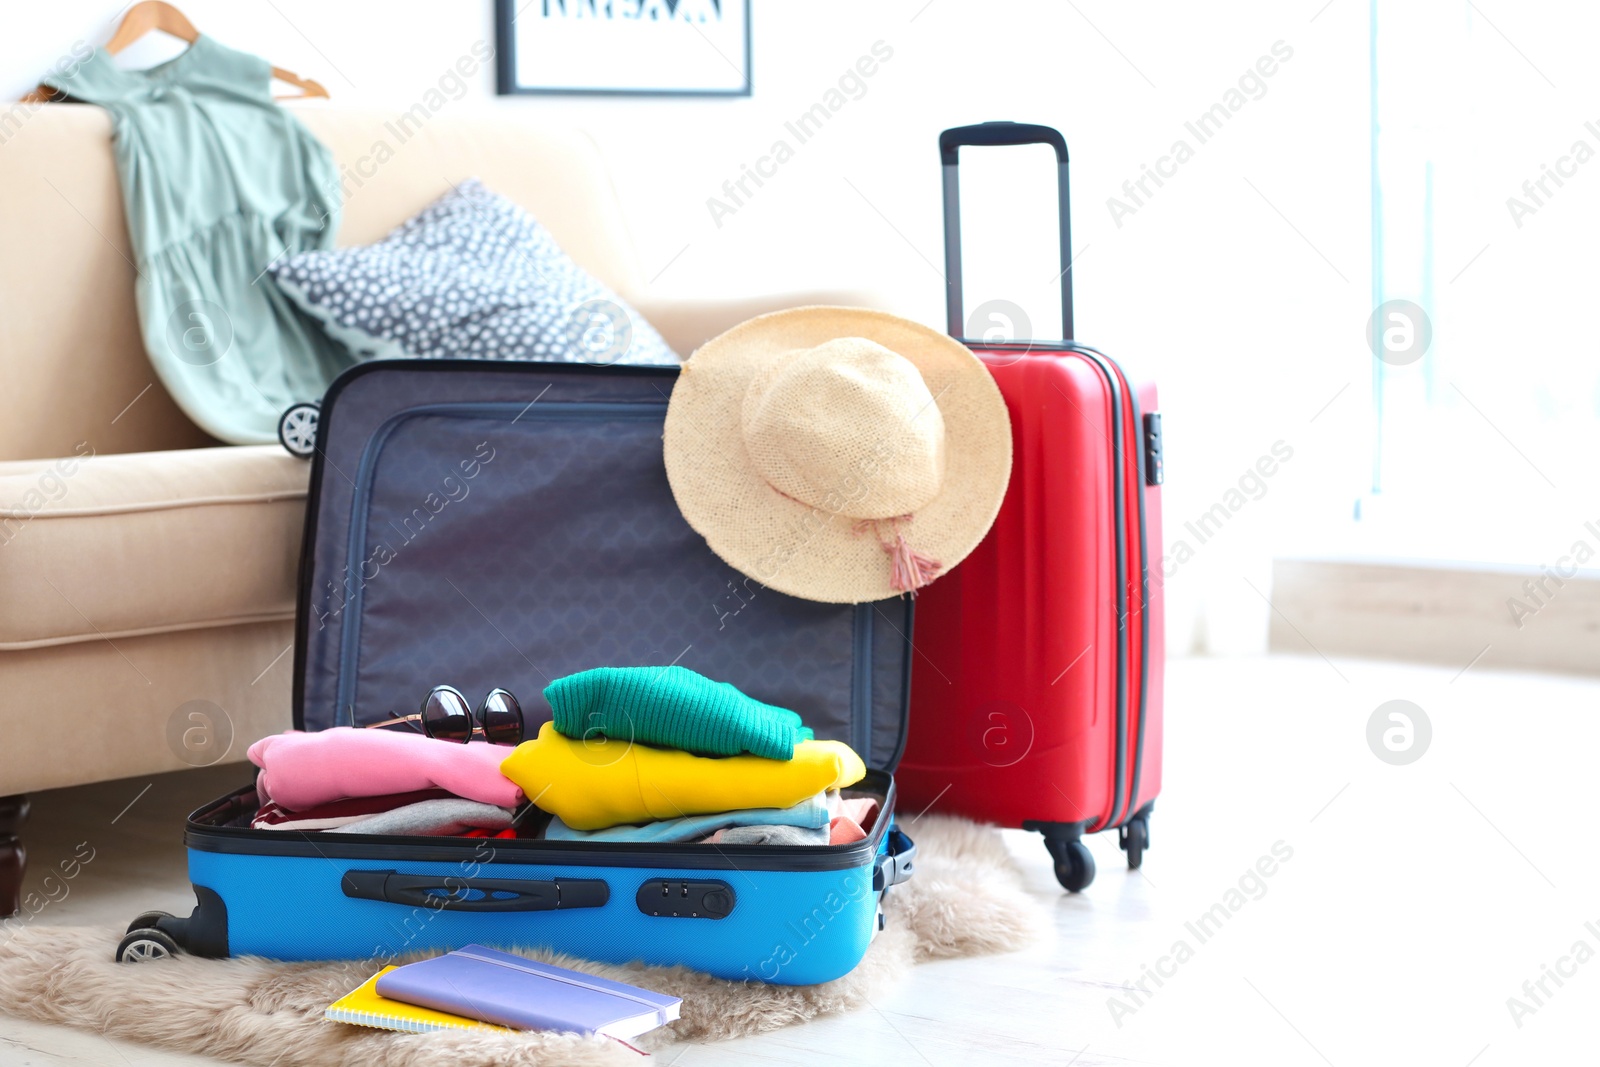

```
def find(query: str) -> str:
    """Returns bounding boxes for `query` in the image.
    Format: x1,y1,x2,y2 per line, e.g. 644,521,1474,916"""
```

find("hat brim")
663,306,1013,604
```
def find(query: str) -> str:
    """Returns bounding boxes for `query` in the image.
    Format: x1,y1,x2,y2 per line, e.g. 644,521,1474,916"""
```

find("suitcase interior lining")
294,371,910,773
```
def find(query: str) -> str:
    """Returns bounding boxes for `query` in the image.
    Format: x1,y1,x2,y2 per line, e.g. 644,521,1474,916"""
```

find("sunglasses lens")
422,686,473,743
480,688,523,746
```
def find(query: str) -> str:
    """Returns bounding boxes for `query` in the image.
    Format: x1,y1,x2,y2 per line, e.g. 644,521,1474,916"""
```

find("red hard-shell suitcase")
897,122,1165,892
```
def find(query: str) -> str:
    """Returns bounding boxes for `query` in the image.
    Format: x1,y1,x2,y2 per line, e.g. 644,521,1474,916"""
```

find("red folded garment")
829,797,879,844
251,789,453,831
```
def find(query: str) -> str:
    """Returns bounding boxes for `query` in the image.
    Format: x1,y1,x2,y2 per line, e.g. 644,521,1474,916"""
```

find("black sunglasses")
369,685,523,745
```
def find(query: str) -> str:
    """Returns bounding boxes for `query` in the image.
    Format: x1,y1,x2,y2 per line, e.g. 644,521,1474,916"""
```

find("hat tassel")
888,531,942,596
855,517,942,597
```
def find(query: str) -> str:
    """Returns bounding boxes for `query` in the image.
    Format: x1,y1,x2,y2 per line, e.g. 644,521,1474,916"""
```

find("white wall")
3,1,1381,654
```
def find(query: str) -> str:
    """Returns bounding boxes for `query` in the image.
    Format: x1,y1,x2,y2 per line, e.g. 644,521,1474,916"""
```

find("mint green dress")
47,37,354,444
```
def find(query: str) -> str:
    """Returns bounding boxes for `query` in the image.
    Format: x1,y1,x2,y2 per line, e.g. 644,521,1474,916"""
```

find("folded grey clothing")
708,823,830,846
338,798,517,836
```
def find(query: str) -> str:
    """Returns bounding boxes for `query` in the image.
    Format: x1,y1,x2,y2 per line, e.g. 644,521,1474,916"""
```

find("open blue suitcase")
129,359,917,986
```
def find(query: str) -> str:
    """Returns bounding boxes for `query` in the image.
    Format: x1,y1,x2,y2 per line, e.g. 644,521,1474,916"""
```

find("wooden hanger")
21,1,329,103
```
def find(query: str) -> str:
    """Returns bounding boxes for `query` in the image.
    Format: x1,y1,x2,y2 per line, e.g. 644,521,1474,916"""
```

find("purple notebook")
374,945,681,1039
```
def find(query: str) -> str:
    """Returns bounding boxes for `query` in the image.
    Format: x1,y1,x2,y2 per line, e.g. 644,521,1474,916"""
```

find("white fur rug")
0,817,1041,1066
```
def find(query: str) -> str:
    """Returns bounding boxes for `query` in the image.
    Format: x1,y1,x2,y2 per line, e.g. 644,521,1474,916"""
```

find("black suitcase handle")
939,120,1074,342
340,869,609,912
939,122,1068,163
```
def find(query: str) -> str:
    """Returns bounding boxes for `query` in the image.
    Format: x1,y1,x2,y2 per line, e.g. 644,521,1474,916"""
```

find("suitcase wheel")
278,402,321,458
116,927,180,963
125,910,175,935
1119,813,1150,871
1032,821,1097,893
1051,839,1095,893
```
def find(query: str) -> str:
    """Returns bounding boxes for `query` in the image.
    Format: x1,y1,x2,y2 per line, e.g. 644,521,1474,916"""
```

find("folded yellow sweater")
500,723,866,831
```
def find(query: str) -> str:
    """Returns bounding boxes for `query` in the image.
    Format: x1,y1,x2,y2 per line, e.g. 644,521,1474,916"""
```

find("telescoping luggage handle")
941,122,1157,845
939,121,1074,343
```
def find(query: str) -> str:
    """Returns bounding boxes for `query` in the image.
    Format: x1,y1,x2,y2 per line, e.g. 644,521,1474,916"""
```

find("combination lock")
635,878,735,919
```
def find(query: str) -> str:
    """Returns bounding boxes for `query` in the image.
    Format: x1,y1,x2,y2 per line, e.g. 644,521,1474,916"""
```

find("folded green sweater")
544,665,813,760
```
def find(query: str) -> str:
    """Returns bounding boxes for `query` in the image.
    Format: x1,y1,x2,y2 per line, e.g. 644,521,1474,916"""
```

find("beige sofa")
0,105,865,914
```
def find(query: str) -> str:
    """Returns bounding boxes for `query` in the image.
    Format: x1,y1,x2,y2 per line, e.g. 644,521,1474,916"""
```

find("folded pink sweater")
248,729,525,811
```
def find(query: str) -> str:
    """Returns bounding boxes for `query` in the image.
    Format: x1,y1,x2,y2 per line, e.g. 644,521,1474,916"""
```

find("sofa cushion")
0,620,295,795
0,445,307,649
269,178,679,367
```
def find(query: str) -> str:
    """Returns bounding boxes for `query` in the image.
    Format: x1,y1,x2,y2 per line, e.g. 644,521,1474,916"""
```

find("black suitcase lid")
291,360,912,773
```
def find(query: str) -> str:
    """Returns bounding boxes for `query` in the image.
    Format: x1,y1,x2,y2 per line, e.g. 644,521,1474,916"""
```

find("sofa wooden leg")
0,794,27,919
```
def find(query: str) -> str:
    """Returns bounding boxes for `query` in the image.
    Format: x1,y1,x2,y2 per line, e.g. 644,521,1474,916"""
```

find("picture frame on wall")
495,0,752,97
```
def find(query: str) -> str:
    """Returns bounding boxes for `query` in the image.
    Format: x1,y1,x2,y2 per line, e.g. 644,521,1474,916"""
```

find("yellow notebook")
324,967,514,1034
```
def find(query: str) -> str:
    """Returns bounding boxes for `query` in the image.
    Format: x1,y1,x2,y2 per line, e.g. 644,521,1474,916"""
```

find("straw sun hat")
663,306,1013,604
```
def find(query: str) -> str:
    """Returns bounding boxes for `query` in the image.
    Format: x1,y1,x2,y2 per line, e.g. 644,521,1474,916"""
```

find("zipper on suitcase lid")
1086,347,1157,832
1085,348,1153,830
185,771,903,874
851,604,874,763
1074,347,1132,832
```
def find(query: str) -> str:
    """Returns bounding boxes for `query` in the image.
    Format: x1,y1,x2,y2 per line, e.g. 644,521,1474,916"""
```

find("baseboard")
1268,558,1600,676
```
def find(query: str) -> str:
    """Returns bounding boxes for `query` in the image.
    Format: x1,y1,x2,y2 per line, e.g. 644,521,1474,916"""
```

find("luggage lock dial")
1143,412,1164,486
636,879,735,919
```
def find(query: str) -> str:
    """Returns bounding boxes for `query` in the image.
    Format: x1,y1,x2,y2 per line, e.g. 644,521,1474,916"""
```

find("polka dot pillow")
269,178,678,366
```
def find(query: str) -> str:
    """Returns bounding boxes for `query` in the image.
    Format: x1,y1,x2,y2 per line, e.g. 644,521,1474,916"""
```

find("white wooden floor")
4,654,1598,1066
